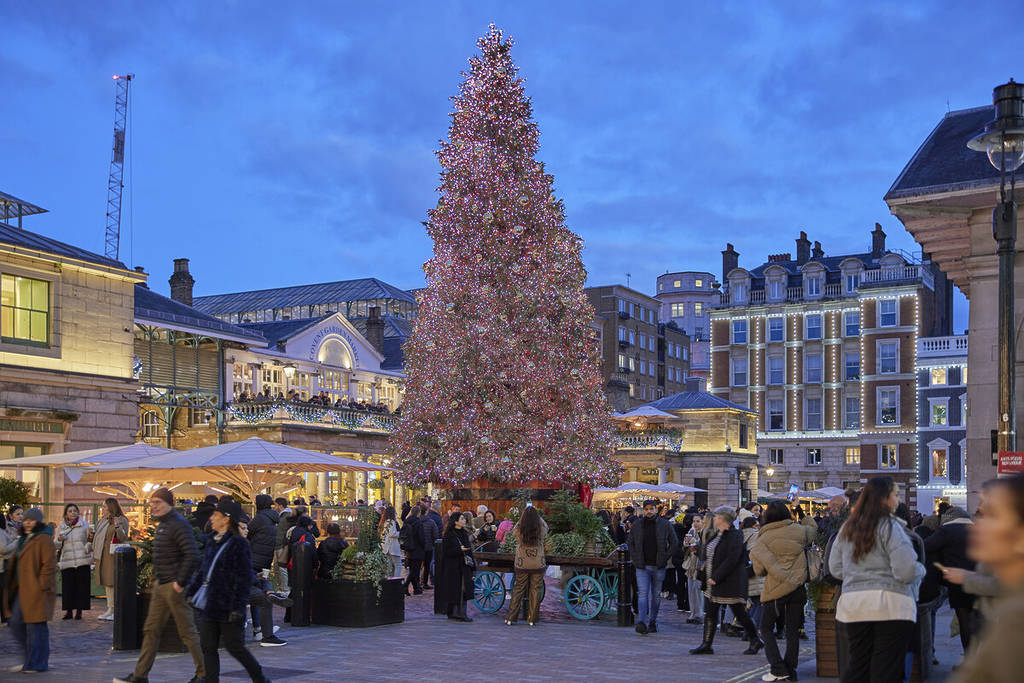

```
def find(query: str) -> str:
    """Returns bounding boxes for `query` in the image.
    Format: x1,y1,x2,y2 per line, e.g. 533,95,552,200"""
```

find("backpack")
399,520,415,551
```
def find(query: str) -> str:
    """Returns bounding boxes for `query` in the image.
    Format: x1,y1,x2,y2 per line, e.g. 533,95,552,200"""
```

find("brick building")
708,227,952,507
916,335,968,513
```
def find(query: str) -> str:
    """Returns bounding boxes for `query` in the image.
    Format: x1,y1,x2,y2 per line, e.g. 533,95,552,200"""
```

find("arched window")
142,411,162,438
317,338,352,369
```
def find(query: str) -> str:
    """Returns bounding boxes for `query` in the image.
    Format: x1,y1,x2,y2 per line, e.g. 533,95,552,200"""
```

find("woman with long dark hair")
474,510,500,551
55,503,92,619
186,500,269,683
505,505,548,625
380,506,402,578
438,512,474,622
829,476,924,682
91,497,129,620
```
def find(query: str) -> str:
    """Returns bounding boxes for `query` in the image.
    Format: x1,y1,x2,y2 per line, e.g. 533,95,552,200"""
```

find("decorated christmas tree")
391,26,618,489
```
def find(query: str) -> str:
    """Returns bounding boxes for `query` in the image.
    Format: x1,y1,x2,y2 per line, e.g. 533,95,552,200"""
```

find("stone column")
317,472,328,500
371,382,378,403
356,453,370,502
394,481,406,510
657,467,668,485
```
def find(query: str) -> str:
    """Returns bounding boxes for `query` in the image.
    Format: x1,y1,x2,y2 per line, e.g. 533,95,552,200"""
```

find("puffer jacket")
55,517,92,570
246,506,280,571
750,519,816,601
185,531,251,621
743,527,765,598
152,509,199,587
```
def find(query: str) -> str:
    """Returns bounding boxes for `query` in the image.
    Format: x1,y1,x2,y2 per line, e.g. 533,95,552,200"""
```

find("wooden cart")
471,551,619,620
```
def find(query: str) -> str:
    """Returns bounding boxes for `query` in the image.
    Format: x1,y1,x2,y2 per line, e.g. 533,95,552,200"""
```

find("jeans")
134,581,205,679
838,619,914,683
388,554,403,578
634,565,666,626
760,585,805,678
687,572,704,618
249,588,274,637
9,596,49,672
199,617,264,683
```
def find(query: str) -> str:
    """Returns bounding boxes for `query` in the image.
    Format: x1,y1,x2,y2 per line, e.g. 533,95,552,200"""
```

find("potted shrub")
311,507,404,627
134,523,202,653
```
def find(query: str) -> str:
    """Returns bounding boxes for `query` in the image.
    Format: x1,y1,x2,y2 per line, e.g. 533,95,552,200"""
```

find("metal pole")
994,199,1017,460
290,542,313,626
112,546,139,650
616,546,633,627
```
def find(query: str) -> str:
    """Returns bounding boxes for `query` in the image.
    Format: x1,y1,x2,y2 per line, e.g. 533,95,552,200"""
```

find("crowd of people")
232,390,398,415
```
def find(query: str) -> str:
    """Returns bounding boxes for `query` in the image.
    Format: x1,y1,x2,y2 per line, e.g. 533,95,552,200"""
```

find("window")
878,340,898,374
628,383,634,397
629,357,635,371
732,358,748,387
843,481,861,492
649,363,655,377
879,299,897,327
769,448,784,465
733,284,747,302
806,277,821,296
682,347,688,361
845,312,860,337
694,279,703,288
806,354,822,383
671,303,684,318
806,398,822,431
845,447,860,465
931,447,949,479
768,480,789,493
845,396,861,430
877,387,899,425
845,353,860,380
732,320,747,344
629,329,635,345
739,423,748,449
961,393,967,426
142,411,162,438
768,357,784,385
694,303,703,316
768,399,784,431
961,366,967,385
188,408,215,427
639,360,646,375
618,326,626,341
667,342,674,357
879,444,898,469
931,368,947,386
804,481,824,491
673,279,681,288
769,280,783,300
806,448,822,465
0,274,50,345
806,314,822,340
931,399,948,426
618,353,626,369
846,273,860,293
768,317,784,342
639,334,646,349
649,337,655,352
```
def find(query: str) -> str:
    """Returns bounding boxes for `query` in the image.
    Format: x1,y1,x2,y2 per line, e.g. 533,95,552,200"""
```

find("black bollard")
432,538,445,615
290,542,313,626
617,546,634,627
112,546,139,650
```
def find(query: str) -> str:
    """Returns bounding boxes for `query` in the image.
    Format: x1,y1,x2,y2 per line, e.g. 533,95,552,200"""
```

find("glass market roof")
135,284,267,344
192,278,417,316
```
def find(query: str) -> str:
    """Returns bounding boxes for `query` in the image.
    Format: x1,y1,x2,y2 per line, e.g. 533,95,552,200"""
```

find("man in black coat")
626,500,679,634
247,494,280,572
402,506,426,595
316,523,349,579
421,504,441,590
924,506,977,654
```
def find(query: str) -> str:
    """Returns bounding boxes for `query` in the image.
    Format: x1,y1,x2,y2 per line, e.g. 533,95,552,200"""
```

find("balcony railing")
918,334,968,357
612,429,684,453
226,401,398,432
861,264,934,290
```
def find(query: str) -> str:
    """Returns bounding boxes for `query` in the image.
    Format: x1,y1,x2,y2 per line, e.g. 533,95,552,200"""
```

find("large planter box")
814,584,839,678
311,577,404,627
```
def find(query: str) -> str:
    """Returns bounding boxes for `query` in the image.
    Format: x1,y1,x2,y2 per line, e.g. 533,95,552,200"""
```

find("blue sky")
4,2,1012,332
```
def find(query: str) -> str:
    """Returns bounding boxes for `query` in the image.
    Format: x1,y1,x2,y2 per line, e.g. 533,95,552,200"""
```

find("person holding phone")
439,513,475,622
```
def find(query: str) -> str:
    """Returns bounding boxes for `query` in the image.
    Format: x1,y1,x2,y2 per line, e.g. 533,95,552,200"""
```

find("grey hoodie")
828,515,925,599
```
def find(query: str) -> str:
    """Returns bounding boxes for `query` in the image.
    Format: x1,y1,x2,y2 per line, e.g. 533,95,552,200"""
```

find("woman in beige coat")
90,498,129,620
2,508,57,673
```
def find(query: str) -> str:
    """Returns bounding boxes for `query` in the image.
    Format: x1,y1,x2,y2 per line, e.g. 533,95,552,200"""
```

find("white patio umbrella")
78,437,388,502
613,406,677,421
812,486,847,499
659,482,707,494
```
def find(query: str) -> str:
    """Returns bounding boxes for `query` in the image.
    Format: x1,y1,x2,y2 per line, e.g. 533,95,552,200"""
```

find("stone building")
885,103,1022,510
655,271,719,383
0,193,145,502
708,228,953,508
612,379,758,508
586,284,691,411
916,335,968,513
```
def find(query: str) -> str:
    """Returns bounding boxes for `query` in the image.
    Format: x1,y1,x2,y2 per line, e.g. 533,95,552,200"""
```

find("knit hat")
151,487,174,507
23,508,43,523
216,499,243,521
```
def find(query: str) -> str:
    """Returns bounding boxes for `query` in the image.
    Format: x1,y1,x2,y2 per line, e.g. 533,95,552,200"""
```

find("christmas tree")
391,26,618,488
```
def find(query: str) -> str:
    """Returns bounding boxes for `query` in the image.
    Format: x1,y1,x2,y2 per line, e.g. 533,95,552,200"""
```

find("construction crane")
104,73,133,260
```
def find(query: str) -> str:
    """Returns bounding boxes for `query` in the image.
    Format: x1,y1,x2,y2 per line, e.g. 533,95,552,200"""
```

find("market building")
586,284,691,411
612,380,758,509
655,271,718,384
0,192,145,502
885,103,1022,510
915,335,969,513
708,228,953,508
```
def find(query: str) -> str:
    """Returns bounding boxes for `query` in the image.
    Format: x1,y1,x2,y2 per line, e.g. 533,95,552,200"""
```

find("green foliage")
546,532,585,557
340,544,359,563
367,478,386,490
594,527,615,556
331,545,391,600
498,533,518,554
355,506,381,553
0,477,31,511
136,523,203,592
545,490,578,534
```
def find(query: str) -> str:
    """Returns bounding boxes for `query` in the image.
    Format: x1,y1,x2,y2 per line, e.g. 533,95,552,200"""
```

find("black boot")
689,613,717,655
743,636,764,655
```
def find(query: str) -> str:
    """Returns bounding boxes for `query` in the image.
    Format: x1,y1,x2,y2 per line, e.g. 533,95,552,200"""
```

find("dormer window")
805,276,821,297
732,283,747,303
769,280,783,301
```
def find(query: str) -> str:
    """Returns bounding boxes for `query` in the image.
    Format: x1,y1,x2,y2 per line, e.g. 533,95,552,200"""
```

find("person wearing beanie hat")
116,489,205,683
3,507,56,672
626,499,679,635
185,496,270,682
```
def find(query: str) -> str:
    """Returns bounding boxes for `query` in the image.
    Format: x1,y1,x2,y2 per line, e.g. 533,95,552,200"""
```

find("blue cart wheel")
597,569,618,614
473,570,506,614
564,572,605,620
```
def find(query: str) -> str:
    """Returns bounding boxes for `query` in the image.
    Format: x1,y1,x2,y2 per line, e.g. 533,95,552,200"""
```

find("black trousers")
198,617,264,683
676,571,689,610
704,597,759,640
422,551,433,586
838,619,914,683
60,565,91,611
248,588,274,637
405,558,422,592
760,585,805,678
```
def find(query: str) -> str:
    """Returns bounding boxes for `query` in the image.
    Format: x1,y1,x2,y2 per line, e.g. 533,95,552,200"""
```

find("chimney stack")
871,223,887,257
366,306,385,353
812,240,824,260
169,258,194,306
795,231,811,264
722,243,739,282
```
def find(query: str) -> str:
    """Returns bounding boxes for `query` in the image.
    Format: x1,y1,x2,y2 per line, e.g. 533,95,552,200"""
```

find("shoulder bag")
189,539,231,611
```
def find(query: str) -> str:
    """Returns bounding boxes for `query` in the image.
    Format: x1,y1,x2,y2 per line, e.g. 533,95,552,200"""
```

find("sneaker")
648,622,658,633
253,628,262,640
761,674,790,682
268,592,293,607
99,612,115,621
9,666,25,673
260,635,287,647
113,676,148,683
677,607,686,612
635,622,648,635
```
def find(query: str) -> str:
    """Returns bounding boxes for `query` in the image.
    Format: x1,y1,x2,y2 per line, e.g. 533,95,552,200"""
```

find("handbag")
463,552,476,569
805,544,823,583
189,539,230,612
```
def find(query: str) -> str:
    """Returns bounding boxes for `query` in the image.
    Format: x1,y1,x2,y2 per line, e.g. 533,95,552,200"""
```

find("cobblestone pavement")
0,584,964,682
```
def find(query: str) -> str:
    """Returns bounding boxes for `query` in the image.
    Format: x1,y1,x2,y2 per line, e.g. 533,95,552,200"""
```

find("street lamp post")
968,80,1024,460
